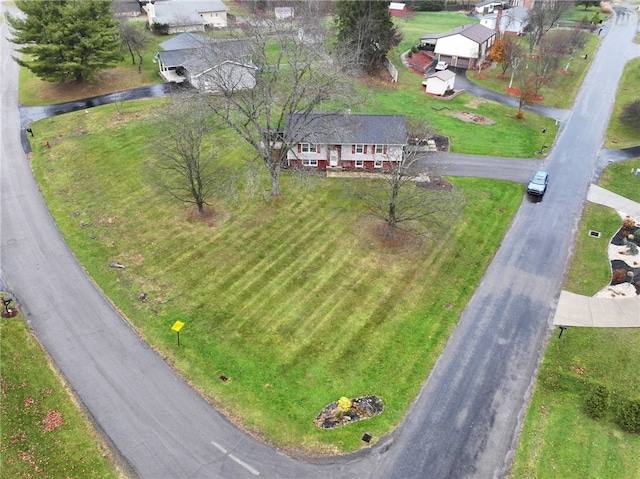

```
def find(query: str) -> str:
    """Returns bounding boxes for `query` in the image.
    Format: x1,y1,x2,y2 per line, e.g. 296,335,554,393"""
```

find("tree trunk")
271,171,280,197
128,45,135,65
387,179,399,237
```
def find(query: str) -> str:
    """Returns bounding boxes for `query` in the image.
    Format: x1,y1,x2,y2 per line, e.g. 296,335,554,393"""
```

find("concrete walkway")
553,184,640,327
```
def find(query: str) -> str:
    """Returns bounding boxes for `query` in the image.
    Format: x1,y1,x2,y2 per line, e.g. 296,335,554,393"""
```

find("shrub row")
583,383,640,433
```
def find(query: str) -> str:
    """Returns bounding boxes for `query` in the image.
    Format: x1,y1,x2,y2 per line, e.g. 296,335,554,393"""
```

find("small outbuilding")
423,70,456,96
389,2,408,18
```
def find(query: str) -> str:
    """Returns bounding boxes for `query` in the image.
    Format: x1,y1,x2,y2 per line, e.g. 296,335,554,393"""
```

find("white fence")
385,58,398,83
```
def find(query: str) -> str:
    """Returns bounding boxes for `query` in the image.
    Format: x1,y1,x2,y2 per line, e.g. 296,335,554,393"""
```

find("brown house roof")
421,23,495,44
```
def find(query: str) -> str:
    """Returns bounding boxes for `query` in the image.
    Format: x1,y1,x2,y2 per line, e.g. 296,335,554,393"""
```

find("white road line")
211,441,228,454
211,441,260,476
228,453,260,476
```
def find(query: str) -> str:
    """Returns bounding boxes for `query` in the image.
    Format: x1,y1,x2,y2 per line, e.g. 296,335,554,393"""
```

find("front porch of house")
159,68,187,83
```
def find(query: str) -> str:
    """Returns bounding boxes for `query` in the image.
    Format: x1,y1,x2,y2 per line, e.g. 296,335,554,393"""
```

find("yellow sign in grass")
171,320,185,332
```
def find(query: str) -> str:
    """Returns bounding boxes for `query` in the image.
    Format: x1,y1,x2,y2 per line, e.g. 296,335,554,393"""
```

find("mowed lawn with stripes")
30,100,524,454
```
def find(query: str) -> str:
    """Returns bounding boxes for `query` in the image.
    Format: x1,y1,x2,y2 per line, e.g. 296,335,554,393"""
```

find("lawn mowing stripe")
206,206,323,300
229,237,363,341
216,207,337,308
215,236,327,315
236,259,383,369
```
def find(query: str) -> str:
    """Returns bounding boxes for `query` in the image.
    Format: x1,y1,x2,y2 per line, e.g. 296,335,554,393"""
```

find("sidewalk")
553,184,640,327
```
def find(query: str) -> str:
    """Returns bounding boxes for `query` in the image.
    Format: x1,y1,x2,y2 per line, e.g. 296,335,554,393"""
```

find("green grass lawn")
510,158,640,478
18,28,165,106
393,11,477,54
353,76,557,156
467,34,601,109
0,302,123,478
563,5,609,22
28,100,524,454
12,6,638,469
605,57,640,149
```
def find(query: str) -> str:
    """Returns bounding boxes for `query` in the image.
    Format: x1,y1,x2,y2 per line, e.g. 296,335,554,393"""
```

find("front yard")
27,100,524,454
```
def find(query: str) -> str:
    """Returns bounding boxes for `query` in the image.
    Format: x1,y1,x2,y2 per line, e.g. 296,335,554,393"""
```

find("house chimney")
495,5,503,36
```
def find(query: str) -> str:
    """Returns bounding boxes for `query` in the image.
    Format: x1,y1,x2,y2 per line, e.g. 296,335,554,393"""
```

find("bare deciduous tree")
527,0,576,53
496,35,526,75
514,66,540,116
118,21,150,73
561,26,588,72
357,123,462,239
537,32,565,79
204,9,355,198
152,95,222,215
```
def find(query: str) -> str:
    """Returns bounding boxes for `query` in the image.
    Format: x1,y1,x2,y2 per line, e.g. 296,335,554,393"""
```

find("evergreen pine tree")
8,0,121,82
334,0,402,74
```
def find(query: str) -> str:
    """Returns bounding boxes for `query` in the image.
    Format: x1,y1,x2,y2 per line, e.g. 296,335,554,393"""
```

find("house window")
302,159,318,167
355,144,364,154
374,159,383,168
374,145,384,154
355,159,364,168
300,143,318,153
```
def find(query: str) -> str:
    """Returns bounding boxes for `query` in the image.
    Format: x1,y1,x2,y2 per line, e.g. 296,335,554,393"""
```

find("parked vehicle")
435,61,449,71
527,170,549,196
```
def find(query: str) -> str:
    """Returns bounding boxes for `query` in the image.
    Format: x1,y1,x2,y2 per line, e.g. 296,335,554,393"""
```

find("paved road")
452,68,570,122
377,6,639,478
0,7,330,479
1,4,638,479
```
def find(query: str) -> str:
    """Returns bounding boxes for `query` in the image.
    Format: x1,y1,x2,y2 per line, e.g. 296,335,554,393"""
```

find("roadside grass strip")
0,304,121,478
511,159,640,478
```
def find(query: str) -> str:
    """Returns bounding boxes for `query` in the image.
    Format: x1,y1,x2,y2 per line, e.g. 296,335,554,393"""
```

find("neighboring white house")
285,112,407,171
154,33,256,92
274,6,294,20
423,70,456,96
479,6,529,35
474,0,504,14
420,23,496,69
144,0,228,33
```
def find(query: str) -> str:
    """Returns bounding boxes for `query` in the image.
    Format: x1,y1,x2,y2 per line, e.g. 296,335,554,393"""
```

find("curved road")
1,5,638,479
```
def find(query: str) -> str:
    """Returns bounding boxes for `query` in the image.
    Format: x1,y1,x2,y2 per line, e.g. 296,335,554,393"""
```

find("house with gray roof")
479,6,529,36
474,0,505,14
420,23,496,69
284,112,408,171
154,33,256,92
144,0,228,33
